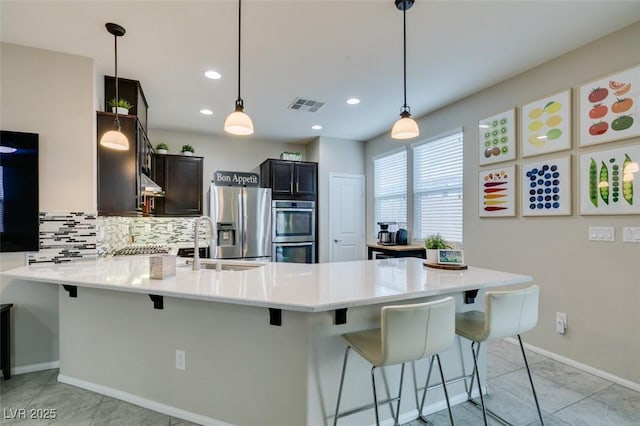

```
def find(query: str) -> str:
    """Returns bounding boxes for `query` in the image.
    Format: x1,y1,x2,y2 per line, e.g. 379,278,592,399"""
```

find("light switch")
623,227,640,243
588,226,615,242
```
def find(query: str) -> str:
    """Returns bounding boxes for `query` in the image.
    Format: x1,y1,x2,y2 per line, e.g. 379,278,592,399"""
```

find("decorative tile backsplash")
27,211,97,264
27,212,207,263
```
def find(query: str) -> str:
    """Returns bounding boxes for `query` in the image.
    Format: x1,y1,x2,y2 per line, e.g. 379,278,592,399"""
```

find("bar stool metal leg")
435,354,455,425
371,366,380,425
518,335,544,426
470,341,489,425
333,346,351,426
418,356,435,422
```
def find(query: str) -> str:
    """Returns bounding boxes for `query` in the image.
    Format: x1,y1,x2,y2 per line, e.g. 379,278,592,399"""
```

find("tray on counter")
423,262,468,270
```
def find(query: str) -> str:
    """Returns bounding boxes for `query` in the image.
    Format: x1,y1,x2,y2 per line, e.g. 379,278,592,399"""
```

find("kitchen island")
3,257,532,426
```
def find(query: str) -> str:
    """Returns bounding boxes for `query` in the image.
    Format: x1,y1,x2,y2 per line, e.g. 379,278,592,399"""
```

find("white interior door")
329,173,365,262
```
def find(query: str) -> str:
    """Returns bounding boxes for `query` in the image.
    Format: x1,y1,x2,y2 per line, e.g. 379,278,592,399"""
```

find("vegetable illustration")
544,101,562,114
589,103,608,119
547,128,562,140
588,87,609,103
599,162,609,204
623,154,634,205
589,158,598,207
611,98,633,114
546,115,562,127
589,121,609,136
611,115,634,131
528,108,543,119
609,80,625,90
612,162,619,203
529,120,544,131
614,84,631,96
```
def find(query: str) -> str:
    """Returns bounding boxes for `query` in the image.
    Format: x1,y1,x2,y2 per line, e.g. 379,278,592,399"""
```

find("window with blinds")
374,150,407,227
413,131,463,243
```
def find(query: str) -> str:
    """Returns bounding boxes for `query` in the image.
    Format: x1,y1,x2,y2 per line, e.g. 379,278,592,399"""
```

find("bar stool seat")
333,297,456,426
455,285,544,425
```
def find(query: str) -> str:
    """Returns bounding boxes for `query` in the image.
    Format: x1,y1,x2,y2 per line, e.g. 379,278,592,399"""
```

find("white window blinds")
374,150,407,226
413,131,463,243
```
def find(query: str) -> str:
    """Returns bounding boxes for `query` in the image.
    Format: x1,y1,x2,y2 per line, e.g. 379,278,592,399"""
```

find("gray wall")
365,23,640,383
308,136,366,263
0,43,96,371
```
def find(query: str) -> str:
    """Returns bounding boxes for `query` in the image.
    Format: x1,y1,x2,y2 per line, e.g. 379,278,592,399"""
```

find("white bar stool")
333,297,456,426
455,285,544,425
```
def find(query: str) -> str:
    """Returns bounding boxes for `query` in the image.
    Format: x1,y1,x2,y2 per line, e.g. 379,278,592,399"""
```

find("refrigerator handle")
241,190,247,258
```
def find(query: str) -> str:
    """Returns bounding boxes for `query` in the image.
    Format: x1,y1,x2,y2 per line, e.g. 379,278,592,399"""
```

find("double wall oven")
271,200,315,263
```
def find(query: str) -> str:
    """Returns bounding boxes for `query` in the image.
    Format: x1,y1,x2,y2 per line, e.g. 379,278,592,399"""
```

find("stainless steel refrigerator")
209,185,271,260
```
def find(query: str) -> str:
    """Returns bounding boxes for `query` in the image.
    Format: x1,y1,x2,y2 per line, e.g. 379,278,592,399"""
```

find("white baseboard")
57,374,233,426
7,360,60,376
503,337,640,392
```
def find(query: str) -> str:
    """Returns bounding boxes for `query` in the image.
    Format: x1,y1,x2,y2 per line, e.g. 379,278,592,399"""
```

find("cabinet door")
270,161,294,196
294,163,317,196
156,155,203,216
97,113,139,215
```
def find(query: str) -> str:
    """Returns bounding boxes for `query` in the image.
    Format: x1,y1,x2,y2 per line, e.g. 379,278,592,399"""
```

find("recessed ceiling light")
200,109,213,115
311,125,322,130
346,98,360,105
204,70,221,80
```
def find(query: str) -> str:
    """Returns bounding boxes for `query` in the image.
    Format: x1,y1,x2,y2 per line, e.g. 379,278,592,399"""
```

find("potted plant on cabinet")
107,98,133,115
423,234,451,265
181,144,194,156
156,143,169,154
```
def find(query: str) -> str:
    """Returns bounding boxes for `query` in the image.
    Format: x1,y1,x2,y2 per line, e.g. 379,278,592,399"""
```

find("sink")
183,258,265,271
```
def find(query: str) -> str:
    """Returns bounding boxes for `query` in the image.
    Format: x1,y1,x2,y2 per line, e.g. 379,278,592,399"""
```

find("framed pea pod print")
579,145,640,215
521,156,571,216
521,90,571,157
579,65,640,146
478,108,516,165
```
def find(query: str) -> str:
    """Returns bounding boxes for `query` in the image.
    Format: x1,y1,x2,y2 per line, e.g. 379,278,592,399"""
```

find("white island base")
59,288,480,426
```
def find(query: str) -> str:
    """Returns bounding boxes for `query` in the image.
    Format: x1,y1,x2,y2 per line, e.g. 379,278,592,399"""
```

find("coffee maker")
377,222,397,245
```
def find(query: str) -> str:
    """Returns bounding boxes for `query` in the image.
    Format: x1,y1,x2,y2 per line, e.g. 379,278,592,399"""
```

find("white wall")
0,43,96,371
365,23,640,384
148,128,308,214
307,136,365,263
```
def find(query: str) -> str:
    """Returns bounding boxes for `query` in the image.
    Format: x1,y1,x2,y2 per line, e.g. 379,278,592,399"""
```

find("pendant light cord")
114,32,121,129
402,5,407,111
236,0,242,105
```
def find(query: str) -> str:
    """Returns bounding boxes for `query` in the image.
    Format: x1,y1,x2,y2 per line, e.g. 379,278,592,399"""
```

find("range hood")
140,173,164,195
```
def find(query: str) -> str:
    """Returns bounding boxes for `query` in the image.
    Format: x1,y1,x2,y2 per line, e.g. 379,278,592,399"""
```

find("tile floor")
1,339,638,425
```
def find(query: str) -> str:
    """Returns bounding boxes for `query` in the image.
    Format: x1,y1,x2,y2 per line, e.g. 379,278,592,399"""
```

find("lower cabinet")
154,154,203,216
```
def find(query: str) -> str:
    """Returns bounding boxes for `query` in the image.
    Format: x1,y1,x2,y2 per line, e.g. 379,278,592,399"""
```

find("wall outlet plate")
556,312,567,334
176,349,186,370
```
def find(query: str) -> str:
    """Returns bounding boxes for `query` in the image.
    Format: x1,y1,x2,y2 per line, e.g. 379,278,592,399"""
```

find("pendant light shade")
391,0,419,140
100,22,129,150
225,0,254,136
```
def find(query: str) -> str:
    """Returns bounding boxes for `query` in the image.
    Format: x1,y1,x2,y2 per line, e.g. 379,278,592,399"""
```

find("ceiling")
2,1,640,143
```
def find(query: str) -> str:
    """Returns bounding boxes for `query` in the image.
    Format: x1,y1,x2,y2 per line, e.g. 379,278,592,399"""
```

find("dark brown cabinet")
104,76,149,133
154,154,203,216
97,112,151,215
260,159,317,200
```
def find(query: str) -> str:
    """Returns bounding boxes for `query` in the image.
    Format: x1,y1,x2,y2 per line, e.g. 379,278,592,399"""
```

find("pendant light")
224,0,254,136
391,0,420,140
100,22,129,151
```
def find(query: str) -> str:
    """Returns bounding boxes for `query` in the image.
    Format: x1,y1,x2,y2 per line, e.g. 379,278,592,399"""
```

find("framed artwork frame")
521,89,571,157
579,145,640,215
479,166,516,217
579,64,640,146
521,156,571,216
478,108,516,165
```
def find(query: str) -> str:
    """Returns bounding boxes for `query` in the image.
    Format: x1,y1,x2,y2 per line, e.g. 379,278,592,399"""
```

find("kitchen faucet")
193,216,214,271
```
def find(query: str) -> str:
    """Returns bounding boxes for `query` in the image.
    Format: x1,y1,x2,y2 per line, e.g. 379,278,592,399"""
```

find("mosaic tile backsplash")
27,212,208,263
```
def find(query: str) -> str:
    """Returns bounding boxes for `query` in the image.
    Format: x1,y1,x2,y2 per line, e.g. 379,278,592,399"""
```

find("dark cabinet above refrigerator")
260,159,317,201
154,154,203,217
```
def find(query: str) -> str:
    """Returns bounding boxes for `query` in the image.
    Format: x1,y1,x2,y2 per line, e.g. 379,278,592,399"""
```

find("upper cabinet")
154,154,203,216
260,159,317,200
104,76,148,132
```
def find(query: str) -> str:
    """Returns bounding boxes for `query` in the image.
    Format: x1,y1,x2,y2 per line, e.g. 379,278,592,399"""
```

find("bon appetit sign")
213,171,260,187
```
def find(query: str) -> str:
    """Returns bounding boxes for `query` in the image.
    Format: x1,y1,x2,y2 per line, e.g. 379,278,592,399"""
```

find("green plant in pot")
181,144,194,156
424,233,451,264
156,143,169,154
107,98,133,114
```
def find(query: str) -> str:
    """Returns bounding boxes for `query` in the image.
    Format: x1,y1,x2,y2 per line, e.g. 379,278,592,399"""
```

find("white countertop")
2,257,532,312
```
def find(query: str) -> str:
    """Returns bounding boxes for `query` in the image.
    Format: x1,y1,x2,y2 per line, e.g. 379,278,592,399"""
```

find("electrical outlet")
556,312,567,335
176,350,186,370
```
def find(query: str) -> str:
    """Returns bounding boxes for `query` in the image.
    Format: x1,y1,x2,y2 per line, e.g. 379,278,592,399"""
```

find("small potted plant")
156,143,169,154
423,233,451,265
181,144,194,156
107,98,133,115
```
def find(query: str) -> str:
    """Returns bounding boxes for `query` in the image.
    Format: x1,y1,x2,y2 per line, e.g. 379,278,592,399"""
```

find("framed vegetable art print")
579,145,640,215
579,65,640,146
479,166,516,217
521,90,571,157
478,108,516,165
521,156,571,216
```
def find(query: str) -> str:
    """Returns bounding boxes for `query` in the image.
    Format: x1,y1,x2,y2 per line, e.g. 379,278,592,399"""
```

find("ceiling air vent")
288,98,325,112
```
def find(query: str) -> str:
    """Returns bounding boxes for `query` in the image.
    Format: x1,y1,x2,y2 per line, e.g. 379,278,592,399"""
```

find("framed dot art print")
521,156,571,216
478,108,516,166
